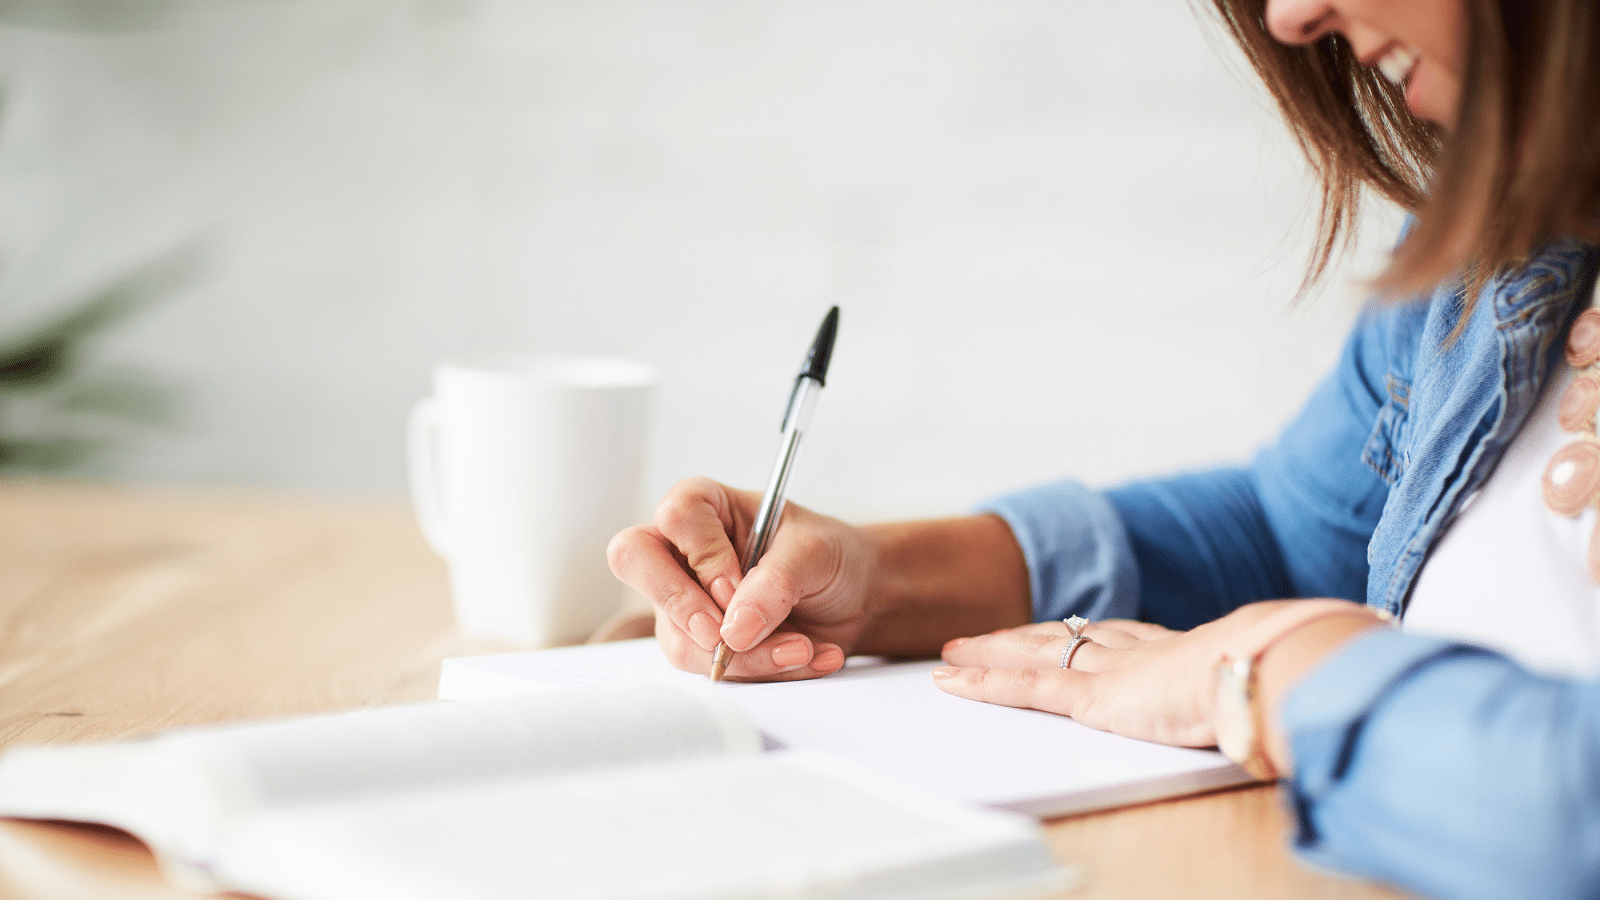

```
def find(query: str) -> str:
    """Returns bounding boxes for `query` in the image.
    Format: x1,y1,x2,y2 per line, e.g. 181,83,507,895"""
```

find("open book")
440,639,1254,817
0,684,1073,900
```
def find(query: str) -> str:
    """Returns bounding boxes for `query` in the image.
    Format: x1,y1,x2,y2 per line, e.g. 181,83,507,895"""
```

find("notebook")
440,638,1254,818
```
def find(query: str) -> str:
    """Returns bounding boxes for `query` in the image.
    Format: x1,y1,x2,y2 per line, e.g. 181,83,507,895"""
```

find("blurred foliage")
0,246,202,473
0,0,203,477
0,2,203,474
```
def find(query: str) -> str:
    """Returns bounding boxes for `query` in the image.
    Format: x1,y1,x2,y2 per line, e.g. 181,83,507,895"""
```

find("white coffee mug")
408,353,656,646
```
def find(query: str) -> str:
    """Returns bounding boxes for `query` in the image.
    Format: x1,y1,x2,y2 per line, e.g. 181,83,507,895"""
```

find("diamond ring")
1060,635,1091,669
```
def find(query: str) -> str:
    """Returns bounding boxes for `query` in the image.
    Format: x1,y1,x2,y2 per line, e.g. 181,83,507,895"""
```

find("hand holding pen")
709,307,838,680
607,307,872,681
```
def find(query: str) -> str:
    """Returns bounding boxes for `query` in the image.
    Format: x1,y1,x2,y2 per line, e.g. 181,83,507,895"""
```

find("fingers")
1071,625,1141,651
944,617,1147,671
608,525,725,650
1096,619,1175,641
937,615,1232,748
1000,617,1172,645
716,504,854,652
721,636,847,682
609,478,752,655
654,611,846,681
719,554,810,651
942,629,1115,673
613,475,870,682
931,664,1086,718
653,477,749,605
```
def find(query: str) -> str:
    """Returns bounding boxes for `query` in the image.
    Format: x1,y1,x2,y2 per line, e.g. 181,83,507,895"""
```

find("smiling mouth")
1375,44,1420,89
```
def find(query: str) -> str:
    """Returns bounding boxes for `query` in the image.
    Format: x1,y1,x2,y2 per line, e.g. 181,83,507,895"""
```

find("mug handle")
407,398,452,557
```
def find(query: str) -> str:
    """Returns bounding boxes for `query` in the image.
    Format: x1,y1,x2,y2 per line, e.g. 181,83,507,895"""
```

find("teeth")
1377,45,1419,86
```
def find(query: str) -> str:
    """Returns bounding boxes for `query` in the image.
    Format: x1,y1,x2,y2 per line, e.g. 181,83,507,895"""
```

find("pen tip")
709,643,731,683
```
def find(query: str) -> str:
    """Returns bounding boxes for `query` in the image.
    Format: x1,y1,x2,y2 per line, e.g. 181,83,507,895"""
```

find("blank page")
440,640,1251,816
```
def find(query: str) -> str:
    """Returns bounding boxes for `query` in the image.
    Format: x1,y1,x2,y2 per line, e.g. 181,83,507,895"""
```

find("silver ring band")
1059,635,1091,670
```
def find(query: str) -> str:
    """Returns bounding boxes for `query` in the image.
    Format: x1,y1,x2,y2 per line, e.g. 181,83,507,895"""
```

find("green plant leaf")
0,243,205,389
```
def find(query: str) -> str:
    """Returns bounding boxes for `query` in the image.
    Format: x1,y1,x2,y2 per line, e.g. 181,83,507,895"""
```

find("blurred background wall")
0,0,1399,522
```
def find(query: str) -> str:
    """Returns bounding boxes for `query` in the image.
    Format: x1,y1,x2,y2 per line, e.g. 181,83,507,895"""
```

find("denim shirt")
983,238,1600,900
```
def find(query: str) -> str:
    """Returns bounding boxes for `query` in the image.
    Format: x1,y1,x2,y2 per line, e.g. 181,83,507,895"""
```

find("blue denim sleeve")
1282,629,1600,900
979,304,1410,629
978,479,1141,623
1095,308,1404,629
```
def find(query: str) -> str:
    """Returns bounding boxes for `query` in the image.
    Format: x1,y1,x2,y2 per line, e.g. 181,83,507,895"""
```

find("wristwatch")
1213,601,1386,781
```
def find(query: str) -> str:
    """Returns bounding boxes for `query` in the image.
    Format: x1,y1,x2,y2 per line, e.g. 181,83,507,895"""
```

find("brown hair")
1205,0,1600,299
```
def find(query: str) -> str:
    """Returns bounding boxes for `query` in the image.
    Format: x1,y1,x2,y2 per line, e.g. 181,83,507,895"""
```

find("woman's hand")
934,601,1385,756
607,477,876,681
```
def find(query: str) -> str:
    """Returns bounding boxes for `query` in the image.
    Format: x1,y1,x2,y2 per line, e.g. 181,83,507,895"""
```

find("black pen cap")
799,306,840,386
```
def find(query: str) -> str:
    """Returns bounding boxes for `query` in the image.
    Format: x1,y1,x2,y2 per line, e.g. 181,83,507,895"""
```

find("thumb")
719,556,808,651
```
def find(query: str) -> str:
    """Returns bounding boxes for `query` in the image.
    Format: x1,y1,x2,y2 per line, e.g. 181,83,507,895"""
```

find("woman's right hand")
606,477,878,681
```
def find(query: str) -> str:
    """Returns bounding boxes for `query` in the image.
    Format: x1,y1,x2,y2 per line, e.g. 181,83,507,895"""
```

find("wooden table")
0,482,1405,899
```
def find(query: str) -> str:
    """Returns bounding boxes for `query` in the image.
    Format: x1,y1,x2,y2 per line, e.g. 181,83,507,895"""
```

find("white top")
1403,280,1600,678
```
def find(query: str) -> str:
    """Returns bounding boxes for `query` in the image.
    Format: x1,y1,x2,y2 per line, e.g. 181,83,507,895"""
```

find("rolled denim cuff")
1281,629,1600,900
1279,629,1486,859
1281,629,1460,799
977,479,1140,623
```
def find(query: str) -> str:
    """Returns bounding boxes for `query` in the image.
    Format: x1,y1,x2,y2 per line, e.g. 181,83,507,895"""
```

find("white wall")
0,0,1398,521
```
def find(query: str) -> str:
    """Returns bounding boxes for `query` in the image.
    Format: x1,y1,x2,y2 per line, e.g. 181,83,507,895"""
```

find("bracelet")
1213,602,1391,780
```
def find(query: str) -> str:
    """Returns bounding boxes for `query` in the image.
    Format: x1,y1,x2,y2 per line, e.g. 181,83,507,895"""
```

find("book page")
217,750,1074,900
190,685,759,815
0,683,759,886
0,742,196,860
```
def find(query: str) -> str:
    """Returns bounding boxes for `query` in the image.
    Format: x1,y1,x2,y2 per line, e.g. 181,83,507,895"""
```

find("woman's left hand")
933,601,1327,748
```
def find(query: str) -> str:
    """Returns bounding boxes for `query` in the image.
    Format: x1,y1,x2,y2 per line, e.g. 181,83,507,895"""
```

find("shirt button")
1567,308,1600,367
1559,375,1600,432
1543,440,1600,516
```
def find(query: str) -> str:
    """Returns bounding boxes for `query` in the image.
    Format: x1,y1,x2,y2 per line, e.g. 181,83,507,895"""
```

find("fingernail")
687,611,719,650
932,666,958,679
944,637,968,651
812,644,846,673
709,577,735,609
771,639,809,668
725,606,768,650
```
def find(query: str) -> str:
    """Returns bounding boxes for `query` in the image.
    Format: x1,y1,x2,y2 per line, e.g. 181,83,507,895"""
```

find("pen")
709,305,839,682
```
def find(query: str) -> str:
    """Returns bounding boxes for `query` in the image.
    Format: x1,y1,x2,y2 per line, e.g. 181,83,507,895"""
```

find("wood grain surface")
0,481,1407,900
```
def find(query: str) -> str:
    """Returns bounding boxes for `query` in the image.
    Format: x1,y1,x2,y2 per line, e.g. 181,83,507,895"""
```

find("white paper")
440,640,1252,817
218,751,1073,900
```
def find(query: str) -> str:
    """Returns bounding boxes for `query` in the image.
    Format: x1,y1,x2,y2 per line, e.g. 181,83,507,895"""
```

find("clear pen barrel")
743,377,819,572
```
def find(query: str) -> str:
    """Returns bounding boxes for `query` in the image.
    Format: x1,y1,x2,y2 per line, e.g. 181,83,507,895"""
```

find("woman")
608,1,1600,897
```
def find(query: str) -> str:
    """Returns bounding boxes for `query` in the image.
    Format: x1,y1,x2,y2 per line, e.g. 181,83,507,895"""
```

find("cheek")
1405,60,1462,129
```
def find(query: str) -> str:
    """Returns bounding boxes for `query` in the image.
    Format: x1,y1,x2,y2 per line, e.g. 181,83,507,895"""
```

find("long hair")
1206,0,1600,300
